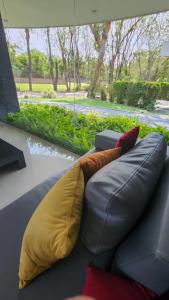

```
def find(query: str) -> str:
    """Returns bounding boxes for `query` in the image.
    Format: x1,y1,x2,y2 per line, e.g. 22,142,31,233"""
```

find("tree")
130,13,169,81
88,21,111,98
6,10,169,91
7,42,21,77
81,26,95,82
108,17,143,83
69,27,81,91
15,50,49,78
25,28,32,91
46,28,58,91
57,28,71,91
31,49,49,78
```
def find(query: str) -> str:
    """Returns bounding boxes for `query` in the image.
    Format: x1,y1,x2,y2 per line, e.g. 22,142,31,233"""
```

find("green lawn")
19,97,146,114
16,83,88,92
52,98,146,113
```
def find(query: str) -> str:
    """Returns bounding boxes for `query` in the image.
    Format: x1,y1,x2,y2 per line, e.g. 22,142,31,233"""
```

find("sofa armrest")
94,130,122,150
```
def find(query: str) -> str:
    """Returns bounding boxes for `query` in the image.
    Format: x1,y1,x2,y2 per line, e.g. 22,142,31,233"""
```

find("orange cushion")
80,147,121,182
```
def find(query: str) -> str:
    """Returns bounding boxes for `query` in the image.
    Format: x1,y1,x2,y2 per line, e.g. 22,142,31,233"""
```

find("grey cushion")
94,130,121,150
114,157,169,295
82,133,167,255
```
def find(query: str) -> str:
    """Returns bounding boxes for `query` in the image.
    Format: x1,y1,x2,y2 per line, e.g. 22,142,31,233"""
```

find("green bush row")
109,81,169,109
7,104,169,155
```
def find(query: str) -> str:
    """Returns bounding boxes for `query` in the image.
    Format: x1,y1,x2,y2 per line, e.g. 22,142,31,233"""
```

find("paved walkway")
0,122,77,209
20,99,169,130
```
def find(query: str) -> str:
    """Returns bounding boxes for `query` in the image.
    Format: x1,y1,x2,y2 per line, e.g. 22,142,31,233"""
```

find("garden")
7,104,169,155
18,81,169,114
7,13,169,154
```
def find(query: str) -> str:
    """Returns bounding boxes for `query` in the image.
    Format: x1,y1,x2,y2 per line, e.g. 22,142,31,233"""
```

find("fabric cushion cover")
0,171,92,300
82,133,166,255
19,161,85,289
114,157,169,295
80,147,121,182
115,127,139,154
83,264,157,300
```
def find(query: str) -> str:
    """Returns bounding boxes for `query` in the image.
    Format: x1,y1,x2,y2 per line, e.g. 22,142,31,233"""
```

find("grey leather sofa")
0,130,169,300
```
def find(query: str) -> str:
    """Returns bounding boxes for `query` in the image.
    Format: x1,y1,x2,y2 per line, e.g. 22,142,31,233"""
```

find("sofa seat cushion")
82,133,166,255
114,157,169,295
0,171,90,300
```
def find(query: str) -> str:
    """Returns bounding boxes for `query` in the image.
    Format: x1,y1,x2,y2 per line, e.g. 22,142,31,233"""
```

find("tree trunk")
88,21,111,98
46,28,57,91
25,28,32,92
108,54,116,84
137,52,143,79
74,47,81,91
54,59,59,90
63,56,70,91
57,29,70,92
88,54,104,98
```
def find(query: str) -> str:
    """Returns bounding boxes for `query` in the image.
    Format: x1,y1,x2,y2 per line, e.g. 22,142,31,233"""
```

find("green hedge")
109,81,169,109
7,104,169,155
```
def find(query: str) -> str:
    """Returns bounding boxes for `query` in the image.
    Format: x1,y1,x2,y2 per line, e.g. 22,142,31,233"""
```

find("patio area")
0,121,78,209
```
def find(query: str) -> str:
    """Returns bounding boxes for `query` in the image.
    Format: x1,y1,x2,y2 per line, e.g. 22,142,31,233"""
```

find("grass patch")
52,98,146,113
19,97,146,114
16,83,88,93
7,104,169,155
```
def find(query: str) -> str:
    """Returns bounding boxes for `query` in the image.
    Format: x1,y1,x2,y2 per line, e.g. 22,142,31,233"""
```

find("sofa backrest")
114,155,169,295
82,133,166,261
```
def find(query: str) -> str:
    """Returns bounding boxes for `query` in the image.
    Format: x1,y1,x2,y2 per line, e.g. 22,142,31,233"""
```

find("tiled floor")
0,122,78,209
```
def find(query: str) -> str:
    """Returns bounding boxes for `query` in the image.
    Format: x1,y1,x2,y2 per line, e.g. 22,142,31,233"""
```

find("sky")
6,28,48,54
5,27,93,59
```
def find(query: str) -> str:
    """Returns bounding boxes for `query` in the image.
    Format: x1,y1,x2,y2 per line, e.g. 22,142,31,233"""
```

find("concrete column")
0,14,19,119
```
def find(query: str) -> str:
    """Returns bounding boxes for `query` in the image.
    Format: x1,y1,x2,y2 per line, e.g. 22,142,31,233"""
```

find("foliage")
7,12,169,88
43,87,57,99
7,104,169,155
160,82,169,100
109,81,128,104
15,49,49,78
100,86,107,101
109,81,169,109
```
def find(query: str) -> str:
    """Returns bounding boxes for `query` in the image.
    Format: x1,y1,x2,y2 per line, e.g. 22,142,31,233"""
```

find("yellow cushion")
19,161,84,289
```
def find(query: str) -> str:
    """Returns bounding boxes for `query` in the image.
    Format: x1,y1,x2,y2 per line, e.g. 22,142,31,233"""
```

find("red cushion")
115,127,140,154
83,264,157,300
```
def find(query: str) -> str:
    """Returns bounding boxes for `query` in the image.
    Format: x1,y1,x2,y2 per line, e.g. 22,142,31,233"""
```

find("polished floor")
0,122,78,209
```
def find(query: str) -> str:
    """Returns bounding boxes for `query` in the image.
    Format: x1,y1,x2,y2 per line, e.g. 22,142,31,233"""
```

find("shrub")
109,81,169,109
126,81,144,106
83,84,89,92
43,88,56,99
100,86,107,101
109,81,128,104
159,82,169,100
7,104,169,155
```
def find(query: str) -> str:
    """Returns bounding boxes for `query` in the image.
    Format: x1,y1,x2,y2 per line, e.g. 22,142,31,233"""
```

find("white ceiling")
0,0,169,28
